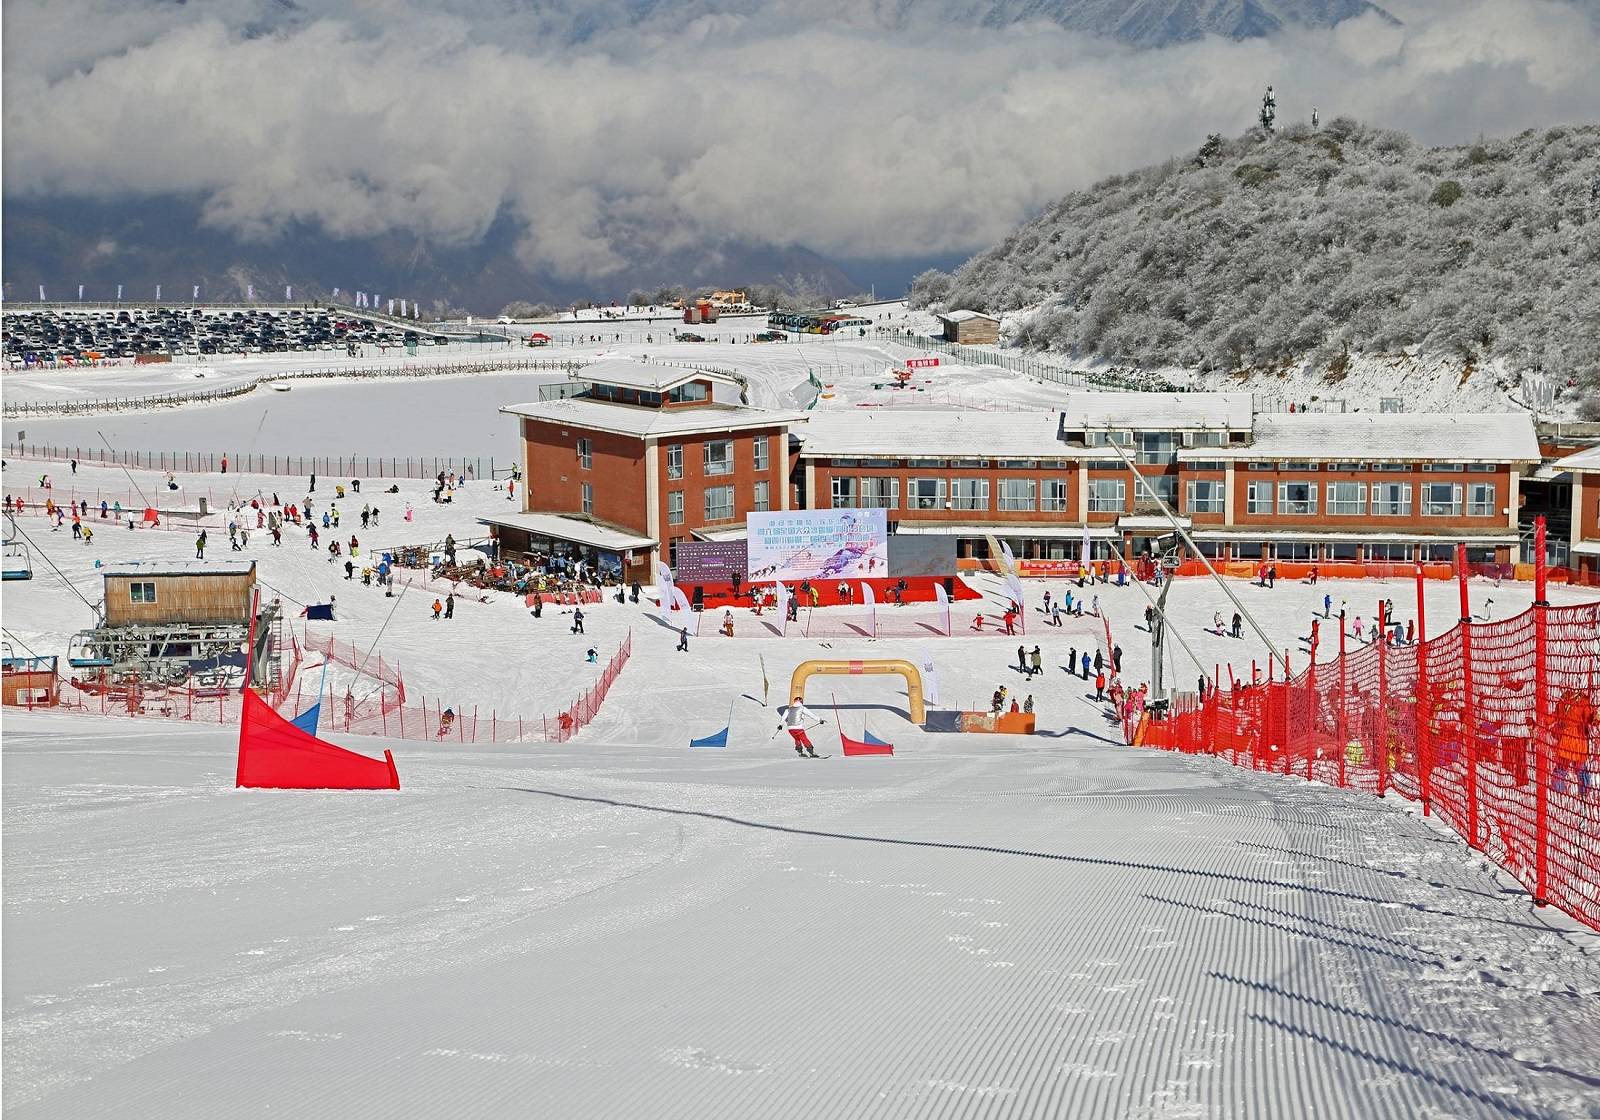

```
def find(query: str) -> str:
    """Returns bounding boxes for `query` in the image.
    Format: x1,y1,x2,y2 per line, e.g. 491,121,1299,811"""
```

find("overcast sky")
5,0,1599,279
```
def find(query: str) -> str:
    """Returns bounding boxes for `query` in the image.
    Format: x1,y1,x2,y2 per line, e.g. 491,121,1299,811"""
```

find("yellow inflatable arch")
788,659,925,725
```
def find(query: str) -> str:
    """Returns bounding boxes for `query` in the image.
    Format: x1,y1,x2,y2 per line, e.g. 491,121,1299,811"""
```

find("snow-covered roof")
1059,392,1252,431
501,398,805,439
1553,444,1600,472
891,523,1118,539
937,310,998,324
100,560,255,578
574,357,736,393
1191,528,1519,544
479,512,655,552
797,411,1066,459
1178,412,1540,463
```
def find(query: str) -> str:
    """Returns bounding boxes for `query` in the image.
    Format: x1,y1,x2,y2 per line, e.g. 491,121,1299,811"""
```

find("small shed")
937,310,1000,345
101,560,257,627
3,655,59,707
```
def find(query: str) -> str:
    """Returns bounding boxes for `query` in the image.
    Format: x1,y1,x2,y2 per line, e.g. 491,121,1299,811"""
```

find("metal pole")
1456,542,1478,848
1532,516,1550,905
1376,597,1388,799
1336,612,1347,787
1415,561,1430,816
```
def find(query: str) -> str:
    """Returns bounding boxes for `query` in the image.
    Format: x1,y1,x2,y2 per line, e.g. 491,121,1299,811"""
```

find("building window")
667,381,708,403
1247,481,1274,514
1187,431,1227,447
1373,462,1410,472
753,480,771,513
1372,483,1411,517
1277,482,1317,515
1423,463,1464,472
576,437,592,470
1188,461,1225,471
831,476,857,508
1278,462,1318,472
859,477,898,509
704,485,734,522
1277,542,1317,560
1138,474,1177,506
908,458,947,468
1326,481,1365,516
703,440,733,476
1041,478,1068,512
997,460,1038,469
667,490,684,525
1086,430,1132,447
129,581,157,603
1467,483,1496,517
1234,541,1264,559
666,444,683,480
907,478,945,510
1328,542,1359,560
1368,542,1412,561
753,436,769,471
1135,431,1177,466
1248,462,1276,472
1088,479,1125,513
580,482,593,514
1327,462,1366,472
999,479,1036,511
1421,483,1462,517
952,479,990,511
1186,480,1224,513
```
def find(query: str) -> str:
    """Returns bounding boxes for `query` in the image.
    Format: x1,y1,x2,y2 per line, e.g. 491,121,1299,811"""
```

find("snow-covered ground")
5,454,1600,1118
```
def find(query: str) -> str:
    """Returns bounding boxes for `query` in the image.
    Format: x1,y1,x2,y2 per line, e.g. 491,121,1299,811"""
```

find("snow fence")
1134,599,1600,932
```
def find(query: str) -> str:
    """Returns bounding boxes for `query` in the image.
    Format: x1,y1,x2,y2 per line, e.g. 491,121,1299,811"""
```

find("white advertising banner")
747,509,888,583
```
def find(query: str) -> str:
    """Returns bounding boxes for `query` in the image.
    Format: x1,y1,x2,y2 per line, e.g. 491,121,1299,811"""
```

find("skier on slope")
779,697,825,757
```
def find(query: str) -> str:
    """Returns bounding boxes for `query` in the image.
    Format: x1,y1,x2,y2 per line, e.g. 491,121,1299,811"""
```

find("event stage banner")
747,510,888,582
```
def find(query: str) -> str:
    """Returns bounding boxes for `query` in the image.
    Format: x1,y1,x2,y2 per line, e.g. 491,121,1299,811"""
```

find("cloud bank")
4,0,1599,279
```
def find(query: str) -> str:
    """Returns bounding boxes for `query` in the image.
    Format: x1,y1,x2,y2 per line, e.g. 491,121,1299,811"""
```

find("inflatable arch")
788,659,925,725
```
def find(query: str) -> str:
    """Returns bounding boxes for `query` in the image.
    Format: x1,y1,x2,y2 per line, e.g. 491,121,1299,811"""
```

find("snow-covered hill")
914,120,1600,417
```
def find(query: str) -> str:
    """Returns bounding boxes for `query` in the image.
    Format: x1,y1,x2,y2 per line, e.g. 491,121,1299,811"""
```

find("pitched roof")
574,357,737,393
101,560,256,577
797,410,1067,459
1059,392,1253,431
501,397,805,438
936,310,998,324
478,512,654,552
1177,412,1541,463
1553,443,1600,472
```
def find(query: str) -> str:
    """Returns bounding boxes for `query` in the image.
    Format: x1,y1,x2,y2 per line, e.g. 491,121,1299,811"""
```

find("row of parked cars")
2,307,450,365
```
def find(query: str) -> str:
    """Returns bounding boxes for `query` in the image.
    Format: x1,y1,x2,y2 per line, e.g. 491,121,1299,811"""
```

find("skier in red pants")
780,697,825,757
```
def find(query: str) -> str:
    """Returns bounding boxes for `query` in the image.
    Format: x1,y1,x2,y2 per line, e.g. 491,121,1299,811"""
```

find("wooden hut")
101,561,256,627
937,310,1000,345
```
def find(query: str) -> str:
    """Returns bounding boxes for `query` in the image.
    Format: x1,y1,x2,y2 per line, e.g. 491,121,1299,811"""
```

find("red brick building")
487,359,805,578
1556,444,1600,582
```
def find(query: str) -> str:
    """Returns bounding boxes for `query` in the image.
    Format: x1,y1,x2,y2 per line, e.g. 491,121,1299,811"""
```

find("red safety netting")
1134,600,1600,931
542,630,632,743
236,687,399,790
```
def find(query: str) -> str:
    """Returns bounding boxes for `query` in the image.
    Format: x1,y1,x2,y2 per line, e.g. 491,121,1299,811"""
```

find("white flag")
78,284,84,300
332,286,340,298
860,582,877,636
388,298,395,315
116,284,123,300
655,562,676,620
933,581,951,636
193,284,200,300
38,285,45,300
155,285,161,300
1080,524,1091,568
775,581,791,636
373,294,381,311
247,284,255,300
285,285,292,301
921,654,941,706
671,586,699,636
400,299,407,316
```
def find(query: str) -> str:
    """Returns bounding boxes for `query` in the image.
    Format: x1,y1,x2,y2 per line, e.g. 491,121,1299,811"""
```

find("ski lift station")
66,560,281,687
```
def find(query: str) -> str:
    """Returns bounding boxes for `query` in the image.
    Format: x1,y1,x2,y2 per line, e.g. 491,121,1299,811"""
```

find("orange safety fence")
1132,599,1600,931
541,630,633,742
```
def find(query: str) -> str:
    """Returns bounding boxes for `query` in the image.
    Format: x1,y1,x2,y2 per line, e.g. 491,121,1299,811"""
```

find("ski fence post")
1532,516,1551,906
1414,561,1431,816
1376,598,1388,798
1336,613,1348,788
1457,542,1479,848
1305,620,1318,782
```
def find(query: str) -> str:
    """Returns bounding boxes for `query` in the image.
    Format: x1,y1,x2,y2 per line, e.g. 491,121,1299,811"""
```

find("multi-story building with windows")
496,366,1555,578
486,359,805,579
1555,444,1600,582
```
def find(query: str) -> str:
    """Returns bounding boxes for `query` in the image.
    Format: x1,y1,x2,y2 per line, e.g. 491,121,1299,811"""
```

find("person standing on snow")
1017,645,1028,674
780,697,824,757
1030,646,1043,678
571,607,585,635
445,593,455,619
